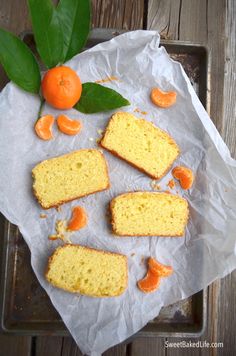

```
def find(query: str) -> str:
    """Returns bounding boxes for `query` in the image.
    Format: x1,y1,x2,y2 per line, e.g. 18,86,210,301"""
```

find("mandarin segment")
172,166,194,190
68,206,87,231
57,115,82,136
137,269,161,293
42,66,82,110
148,257,173,277
151,88,177,108
35,114,55,140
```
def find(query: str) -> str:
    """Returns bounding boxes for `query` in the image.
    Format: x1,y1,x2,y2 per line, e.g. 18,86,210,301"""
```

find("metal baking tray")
0,29,208,337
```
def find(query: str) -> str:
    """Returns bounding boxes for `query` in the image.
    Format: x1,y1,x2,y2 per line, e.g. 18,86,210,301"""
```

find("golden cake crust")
100,112,180,180
110,191,189,237
32,149,110,209
45,244,128,297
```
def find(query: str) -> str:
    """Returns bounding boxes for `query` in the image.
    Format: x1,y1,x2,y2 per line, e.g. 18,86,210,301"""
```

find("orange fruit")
138,269,161,293
148,257,173,277
67,206,87,231
35,115,55,140
57,115,82,136
172,166,194,190
41,66,82,110
151,87,177,108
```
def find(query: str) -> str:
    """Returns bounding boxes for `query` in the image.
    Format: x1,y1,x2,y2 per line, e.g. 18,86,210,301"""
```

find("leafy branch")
0,0,130,113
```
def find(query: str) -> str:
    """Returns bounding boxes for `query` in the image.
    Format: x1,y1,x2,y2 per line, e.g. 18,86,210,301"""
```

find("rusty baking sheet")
0,29,208,337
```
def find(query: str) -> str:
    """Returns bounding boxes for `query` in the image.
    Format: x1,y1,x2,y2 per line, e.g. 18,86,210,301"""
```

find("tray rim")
0,28,210,338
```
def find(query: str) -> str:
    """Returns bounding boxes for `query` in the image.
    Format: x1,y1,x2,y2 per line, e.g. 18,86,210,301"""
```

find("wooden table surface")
0,0,235,355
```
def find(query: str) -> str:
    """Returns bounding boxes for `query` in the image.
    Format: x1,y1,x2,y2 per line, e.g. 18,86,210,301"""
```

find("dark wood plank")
147,0,181,39
147,1,236,356
129,338,165,356
217,272,236,355
61,336,127,356
0,335,31,356
221,0,236,157
92,0,145,29
35,336,63,356
103,343,127,356
61,337,83,356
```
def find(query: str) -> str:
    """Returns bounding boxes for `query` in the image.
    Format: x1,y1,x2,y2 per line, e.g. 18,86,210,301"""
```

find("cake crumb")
131,253,135,257
89,137,94,141
167,179,175,189
134,108,147,115
140,256,145,265
48,220,72,243
150,180,161,190
97,129,104,135
56,206,61,212
40,213,47,219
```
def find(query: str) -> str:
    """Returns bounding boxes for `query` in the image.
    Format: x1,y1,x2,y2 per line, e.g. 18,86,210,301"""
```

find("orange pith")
151,88,177,108
35,115,55,140
172,166,194,190
67,206,87,231
57,115,82,135
41,66,82,110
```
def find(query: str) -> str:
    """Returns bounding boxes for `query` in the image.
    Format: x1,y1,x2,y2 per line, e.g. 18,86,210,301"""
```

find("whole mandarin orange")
41,66,82,110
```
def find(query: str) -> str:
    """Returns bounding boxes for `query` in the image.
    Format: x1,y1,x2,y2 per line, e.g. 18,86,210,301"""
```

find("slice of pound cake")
46,244,128,297
110,192,189,237
100,112,180,179
32,149,109,209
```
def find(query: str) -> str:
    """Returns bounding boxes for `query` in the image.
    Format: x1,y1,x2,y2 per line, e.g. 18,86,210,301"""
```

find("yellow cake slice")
32,149,109,209
46,244,128,297
110,192,189,237
100,112,180,179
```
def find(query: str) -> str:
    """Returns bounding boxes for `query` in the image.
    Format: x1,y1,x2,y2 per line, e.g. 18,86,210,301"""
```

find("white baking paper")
0,31,236,355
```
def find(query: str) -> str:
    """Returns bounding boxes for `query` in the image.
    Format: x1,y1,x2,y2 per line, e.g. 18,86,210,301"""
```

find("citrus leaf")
28,0,63,68
0,28,41,93
74,83,130,114
57,0,91,62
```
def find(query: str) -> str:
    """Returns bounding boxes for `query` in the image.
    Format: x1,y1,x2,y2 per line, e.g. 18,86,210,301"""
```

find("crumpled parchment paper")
0,31,236,355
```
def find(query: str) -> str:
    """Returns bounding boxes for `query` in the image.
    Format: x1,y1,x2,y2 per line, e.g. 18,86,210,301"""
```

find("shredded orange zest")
95,76,118,84
134,108,148,115
167,179,175,189
151,88,177,108
148,257,173,277
57,115,82,136
35,115,55,140
67,206,87,231
172,166,194,190
138,269,161,293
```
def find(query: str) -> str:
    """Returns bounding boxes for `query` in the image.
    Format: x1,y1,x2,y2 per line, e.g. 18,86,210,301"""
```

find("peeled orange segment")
151,88,177,108
148,257,173,277
137,269,161,293
57,115,82,136
172,166,194,190
67,206,87,231
35,115,55,140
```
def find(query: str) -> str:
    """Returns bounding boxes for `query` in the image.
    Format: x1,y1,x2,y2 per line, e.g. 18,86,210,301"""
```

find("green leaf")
28,0,63,68
57,0,91,62
0,28,41,93
75,83,130,114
